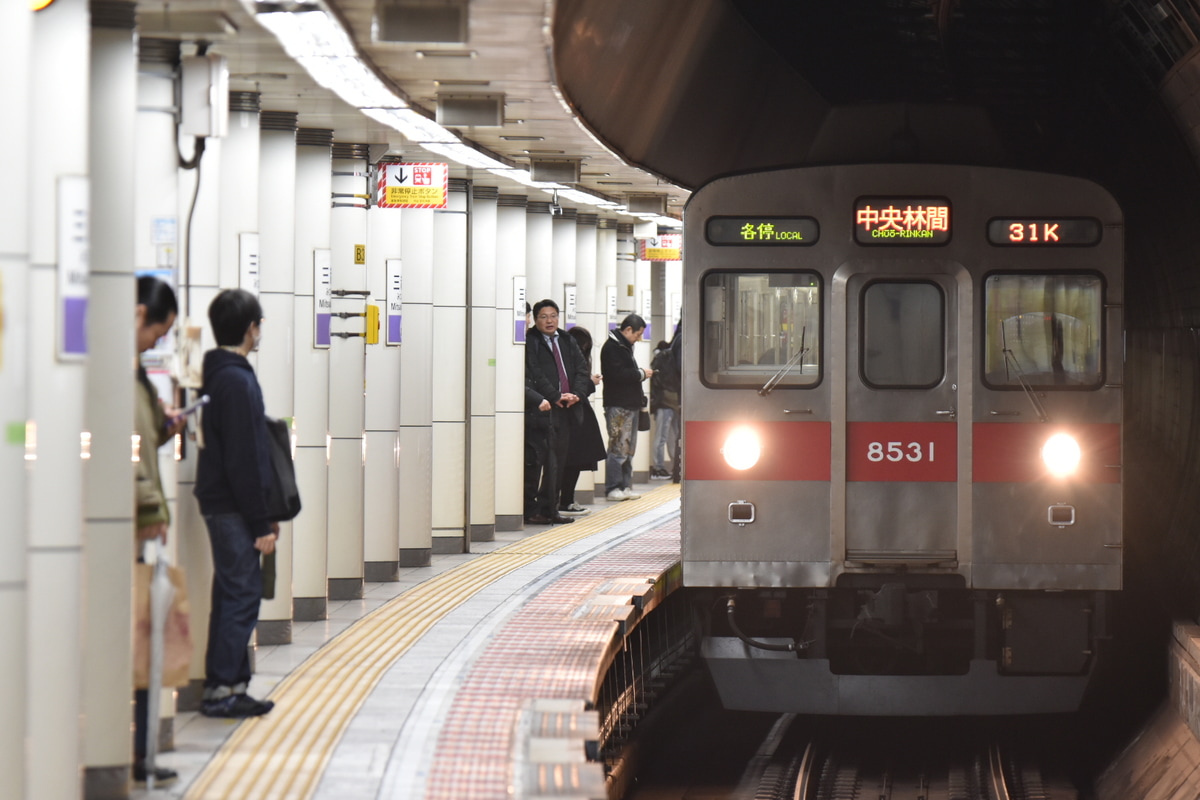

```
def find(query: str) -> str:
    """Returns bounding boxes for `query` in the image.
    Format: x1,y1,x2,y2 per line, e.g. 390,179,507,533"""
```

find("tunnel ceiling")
552,0,1200,189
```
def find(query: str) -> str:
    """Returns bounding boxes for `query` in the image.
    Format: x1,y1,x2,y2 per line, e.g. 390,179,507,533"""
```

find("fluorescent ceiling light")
296,54,405,108
256,9,357,59
362,108,459,143
422,141,511,170
557,188,610,207
486,168,565,190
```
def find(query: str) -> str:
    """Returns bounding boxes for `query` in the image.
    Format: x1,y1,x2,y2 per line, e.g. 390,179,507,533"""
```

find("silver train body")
680,164,1123,716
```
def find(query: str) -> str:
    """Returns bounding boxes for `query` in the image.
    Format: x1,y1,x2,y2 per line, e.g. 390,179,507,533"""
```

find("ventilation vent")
375,0,468,43
436,93,504,127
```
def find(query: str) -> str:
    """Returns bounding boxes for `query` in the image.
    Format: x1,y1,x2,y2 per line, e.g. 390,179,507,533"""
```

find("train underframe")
695,580,1111,716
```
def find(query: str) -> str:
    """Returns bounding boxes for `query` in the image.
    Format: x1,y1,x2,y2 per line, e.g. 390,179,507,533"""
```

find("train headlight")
1042,433,1081,477
722,426,761,470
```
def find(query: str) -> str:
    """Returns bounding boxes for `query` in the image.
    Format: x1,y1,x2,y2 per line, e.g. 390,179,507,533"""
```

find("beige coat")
135,367,171,532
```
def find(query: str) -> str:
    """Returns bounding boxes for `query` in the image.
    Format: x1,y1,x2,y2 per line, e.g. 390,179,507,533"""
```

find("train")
679,164,1123,715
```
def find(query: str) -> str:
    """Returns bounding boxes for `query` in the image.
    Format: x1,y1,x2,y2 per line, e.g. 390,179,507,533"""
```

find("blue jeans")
202,513,263,692
652,408,678,470
605,406,638,494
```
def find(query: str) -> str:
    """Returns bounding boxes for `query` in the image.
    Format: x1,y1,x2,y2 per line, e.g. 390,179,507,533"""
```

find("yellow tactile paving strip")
184,483,680,800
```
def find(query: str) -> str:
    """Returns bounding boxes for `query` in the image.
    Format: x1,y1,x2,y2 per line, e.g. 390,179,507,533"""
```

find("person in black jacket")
601,314,653,501
194,289,277,718
524,299,591,525
558,326,605,515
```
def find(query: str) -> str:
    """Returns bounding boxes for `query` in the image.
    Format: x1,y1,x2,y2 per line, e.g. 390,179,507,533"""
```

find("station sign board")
376,163,448,209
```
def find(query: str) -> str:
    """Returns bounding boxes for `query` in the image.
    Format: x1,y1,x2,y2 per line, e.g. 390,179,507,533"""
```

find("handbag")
638,409,651,432
264,416,302,522
133,561,193,689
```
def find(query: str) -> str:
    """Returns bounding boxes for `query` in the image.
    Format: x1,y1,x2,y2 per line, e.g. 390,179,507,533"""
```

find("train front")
679,164,1123,716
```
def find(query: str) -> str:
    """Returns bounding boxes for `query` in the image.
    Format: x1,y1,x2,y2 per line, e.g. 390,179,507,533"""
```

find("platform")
135,482,682,799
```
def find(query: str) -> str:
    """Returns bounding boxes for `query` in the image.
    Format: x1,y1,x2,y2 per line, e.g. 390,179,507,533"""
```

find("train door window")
701,271,821,387
861,281,945,389
983,273,1103,389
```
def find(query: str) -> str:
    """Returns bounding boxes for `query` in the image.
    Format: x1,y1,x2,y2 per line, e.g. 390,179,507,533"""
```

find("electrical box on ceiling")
531,159,581,184
436,93,504,127
375,0,468,43
626,194,667,215
180,53,229,138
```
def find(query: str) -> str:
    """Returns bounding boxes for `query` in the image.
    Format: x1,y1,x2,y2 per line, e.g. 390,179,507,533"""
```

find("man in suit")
525,298,591,525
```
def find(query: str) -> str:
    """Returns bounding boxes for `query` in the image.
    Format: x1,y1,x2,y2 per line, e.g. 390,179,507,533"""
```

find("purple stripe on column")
63,297,88,355
316,313,331,346
389,315,402,344
515,321,527,343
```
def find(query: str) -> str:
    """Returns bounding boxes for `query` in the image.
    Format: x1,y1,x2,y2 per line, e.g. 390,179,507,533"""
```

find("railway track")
753,725,1078,800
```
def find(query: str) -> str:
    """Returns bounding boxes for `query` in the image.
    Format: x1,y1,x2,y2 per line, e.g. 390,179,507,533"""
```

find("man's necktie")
551,336,570,394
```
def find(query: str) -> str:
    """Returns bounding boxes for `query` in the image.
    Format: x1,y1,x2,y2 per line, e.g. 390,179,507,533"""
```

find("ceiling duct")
625,193,667,215
530,158,581,184
375,0,468,43
436,93,504,127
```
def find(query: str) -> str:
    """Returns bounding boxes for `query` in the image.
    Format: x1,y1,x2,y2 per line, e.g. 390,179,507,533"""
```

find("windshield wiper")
759,327,807,396
1002,348,1049,422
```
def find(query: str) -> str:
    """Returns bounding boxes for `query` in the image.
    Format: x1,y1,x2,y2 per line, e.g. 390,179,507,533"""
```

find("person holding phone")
133,276,185,785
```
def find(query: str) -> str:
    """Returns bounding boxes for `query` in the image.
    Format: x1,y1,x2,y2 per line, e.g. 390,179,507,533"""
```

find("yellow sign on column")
354,244,366,265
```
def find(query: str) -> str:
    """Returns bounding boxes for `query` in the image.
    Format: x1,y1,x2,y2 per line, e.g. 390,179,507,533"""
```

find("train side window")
861,281,945,389
701,271,821,388
983,273,1103,390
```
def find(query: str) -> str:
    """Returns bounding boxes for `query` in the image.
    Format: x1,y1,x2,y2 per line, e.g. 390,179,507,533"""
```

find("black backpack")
263,416,302,522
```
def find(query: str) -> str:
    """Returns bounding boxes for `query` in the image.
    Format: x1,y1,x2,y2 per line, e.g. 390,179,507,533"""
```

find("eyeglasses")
536,313,559,321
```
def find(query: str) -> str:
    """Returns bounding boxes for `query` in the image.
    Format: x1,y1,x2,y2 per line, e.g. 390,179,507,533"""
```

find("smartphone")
178,394,210,417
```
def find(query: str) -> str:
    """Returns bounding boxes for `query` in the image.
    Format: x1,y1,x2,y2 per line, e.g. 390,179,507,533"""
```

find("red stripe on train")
972,422,1120,483
846,422,957,481
685,420,831,481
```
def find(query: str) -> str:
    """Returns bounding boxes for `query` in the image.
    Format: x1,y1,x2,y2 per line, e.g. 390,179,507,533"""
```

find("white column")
551,209,578,313
83,4,139,793
0,5,32,799
220,91,261,294
632,221,655,482
174,81,224,704
27,0,88,796
493,195,528,531
526,203,553,307
292,129,333,619
363,160,402,580
399,207,435,565
432,183,469,554
573,213,599,503
327,144,368,599
257,111,297,642
593,219,619,489
469,186,498,543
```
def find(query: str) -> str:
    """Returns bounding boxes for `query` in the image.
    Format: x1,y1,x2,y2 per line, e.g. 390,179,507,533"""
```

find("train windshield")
983,273,1104,389
701,271,821,387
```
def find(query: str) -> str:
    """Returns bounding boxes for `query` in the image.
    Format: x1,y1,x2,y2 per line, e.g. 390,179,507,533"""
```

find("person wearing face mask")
193,288,278,718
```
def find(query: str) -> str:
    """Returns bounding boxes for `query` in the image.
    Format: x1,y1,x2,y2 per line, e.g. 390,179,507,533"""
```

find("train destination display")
854,198,951,244
705,216,819,245
986,217,1102,246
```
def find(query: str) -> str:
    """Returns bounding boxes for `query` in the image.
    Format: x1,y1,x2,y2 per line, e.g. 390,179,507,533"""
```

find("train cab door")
839,267,963,567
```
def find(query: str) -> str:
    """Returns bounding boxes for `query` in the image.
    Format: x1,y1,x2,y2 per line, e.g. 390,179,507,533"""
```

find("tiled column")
469,186,498,543
27,0,89,796
593,219,620,488
257,111,298,643
573,213,599,503
363,158,402,581
432,182,469,554
551,208,578,323
631,221,655,482
493,195,528,531
83,3,139,794
292,128,333,620
327,142,368,600
399,205,435,566
526,202,553,306
0,4,33,798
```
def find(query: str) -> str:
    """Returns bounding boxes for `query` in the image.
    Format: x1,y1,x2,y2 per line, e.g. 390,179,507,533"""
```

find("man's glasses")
536,313,559,321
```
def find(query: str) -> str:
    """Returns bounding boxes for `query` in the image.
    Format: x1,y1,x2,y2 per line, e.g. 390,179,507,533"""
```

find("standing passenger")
558,326,605,515
133,276,183,785
524,299,590,525
601,314,652,501
194,289,278,718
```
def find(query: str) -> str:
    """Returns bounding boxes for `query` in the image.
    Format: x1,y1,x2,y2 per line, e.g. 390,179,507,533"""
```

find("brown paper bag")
133,563,194,689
